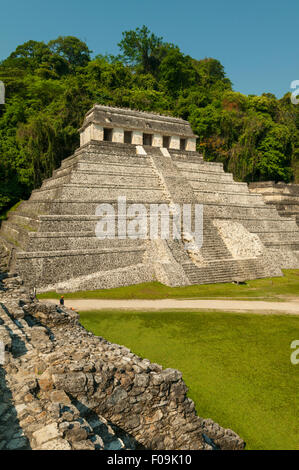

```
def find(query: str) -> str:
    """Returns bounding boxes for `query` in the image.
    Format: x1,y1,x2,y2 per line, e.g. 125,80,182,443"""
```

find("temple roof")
79,104,197,138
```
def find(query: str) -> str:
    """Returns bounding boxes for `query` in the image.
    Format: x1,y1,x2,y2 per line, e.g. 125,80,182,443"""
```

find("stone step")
35,212,183,233
16,246,147,287
5,213,39,232
194,190,264,206
249,182,299,194
27,232,146,251
264,241,299,250
275,204,299,212
168,149,204,159
63,140,141,160
0,304,33,349
17,199,173,216
250,186,299,197
250,231,299,243
60,147,149,169
189,180,249,194
242,218,299,232
203,203,279,218
42,171,161,189
55,159,154,178
182,257,270,284
175,161,225,173
261,195,299,205
71,171,159,188
29,184,164,203
0,222,30,250
26,226,232,252
76,161,154,175
280,211,299,222
180,170,234,183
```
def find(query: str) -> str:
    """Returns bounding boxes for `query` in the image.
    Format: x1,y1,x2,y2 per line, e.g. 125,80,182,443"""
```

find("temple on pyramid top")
79,105,198,151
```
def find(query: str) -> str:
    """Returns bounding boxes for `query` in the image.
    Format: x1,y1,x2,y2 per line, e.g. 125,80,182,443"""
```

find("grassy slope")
79,309,299,450
0,200,23,221
38,269,299,301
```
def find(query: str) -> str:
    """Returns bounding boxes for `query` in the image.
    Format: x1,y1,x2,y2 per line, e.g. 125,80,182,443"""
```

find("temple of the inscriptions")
1,104,299,291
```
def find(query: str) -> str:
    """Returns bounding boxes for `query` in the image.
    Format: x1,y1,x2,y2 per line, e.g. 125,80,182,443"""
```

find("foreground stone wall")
0,268,244,450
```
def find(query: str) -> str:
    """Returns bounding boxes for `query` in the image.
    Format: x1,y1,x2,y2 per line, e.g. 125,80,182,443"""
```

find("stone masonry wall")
249,181,299,226
0,259,245,450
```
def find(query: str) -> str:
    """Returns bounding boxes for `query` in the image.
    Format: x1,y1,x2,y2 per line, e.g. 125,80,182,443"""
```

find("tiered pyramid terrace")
1,105,299,291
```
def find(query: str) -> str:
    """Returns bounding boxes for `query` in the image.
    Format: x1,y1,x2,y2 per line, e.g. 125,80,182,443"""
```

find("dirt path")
42,298,299,315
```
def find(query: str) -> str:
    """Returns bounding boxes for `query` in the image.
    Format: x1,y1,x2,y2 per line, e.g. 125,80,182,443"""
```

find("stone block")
33,423,60,446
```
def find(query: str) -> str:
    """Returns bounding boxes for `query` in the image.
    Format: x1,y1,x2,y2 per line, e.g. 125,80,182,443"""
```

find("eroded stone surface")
0,268,245,451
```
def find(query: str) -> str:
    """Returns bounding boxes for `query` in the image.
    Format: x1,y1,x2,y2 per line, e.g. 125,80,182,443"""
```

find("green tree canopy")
48,36,92,67
118,25,165,74
0,27,298,218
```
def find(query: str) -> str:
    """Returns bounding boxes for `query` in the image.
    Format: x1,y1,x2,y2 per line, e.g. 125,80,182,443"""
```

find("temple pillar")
80,123,104,146
91,123,104,141
132,130,143,145
80,126,91,146
152,134,163,147
112,128,124,143
186,138,196,152
169,136,180,150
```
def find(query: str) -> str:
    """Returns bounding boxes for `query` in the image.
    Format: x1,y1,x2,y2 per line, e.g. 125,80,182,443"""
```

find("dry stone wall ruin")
1,105,299,292
249,181,299,228
0,252,244,450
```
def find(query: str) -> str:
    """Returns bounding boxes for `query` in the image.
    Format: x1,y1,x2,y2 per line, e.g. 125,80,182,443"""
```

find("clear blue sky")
0,0,298,98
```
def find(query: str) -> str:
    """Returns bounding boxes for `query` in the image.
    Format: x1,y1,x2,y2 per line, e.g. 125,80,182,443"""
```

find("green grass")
0,200,23,221
38,269,299,301
79,309,299,450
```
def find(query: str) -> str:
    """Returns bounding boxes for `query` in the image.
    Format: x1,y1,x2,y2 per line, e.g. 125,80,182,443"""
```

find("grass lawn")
79,309,299,450
38,269,299,302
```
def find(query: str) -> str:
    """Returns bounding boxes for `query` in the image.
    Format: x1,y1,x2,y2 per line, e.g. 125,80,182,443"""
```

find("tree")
3,40,70,78
195,58,229,86
256,125,294,181
118,25,164,74
4,40,51,70
0,30,299,220
48,36,92,68
159,49,197,95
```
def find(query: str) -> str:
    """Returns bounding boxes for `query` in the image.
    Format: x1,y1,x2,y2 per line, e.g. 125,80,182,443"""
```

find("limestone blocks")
0,273,245,451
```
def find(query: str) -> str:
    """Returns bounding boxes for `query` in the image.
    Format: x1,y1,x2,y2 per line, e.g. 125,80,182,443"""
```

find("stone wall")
0,270,245,450
249,181,299,226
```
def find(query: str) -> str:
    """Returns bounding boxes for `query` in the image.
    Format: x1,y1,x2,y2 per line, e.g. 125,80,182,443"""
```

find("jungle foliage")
1,27,299,216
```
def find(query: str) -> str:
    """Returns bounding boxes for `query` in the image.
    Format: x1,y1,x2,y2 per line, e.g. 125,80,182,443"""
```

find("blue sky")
0,0,298,98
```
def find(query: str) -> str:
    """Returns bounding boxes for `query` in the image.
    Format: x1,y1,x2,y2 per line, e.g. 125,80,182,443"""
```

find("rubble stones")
0,270,245,450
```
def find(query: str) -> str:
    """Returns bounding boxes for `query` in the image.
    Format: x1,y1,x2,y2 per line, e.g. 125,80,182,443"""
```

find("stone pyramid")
1,105,299,292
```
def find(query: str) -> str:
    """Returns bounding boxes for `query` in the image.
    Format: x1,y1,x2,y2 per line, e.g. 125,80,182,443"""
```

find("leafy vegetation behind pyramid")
0,26,299,217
